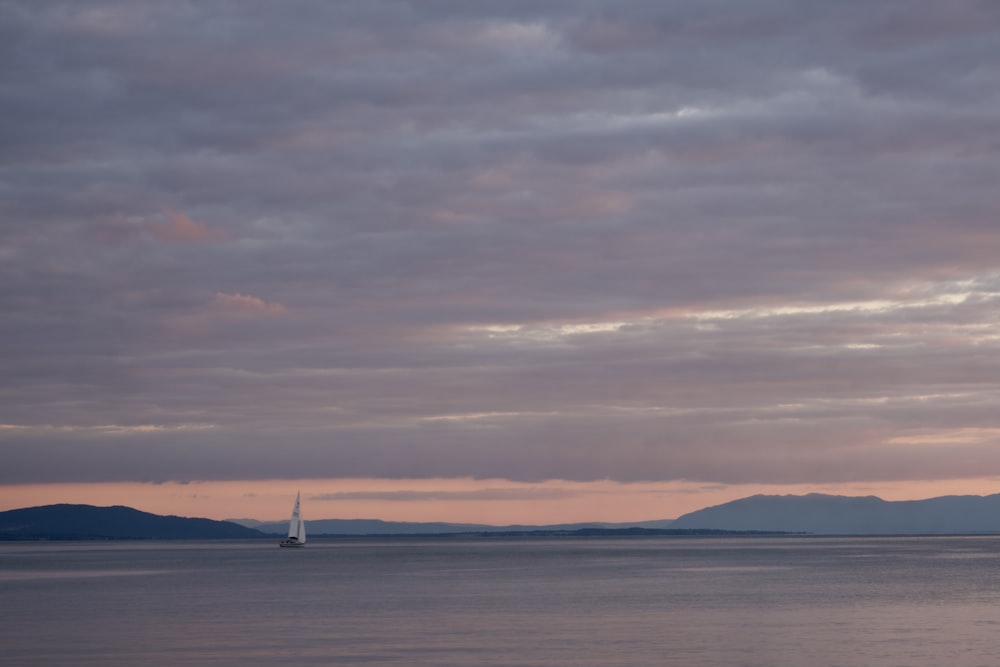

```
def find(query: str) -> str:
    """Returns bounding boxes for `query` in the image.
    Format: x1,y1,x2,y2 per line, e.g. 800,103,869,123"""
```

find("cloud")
2,0,999,508
147,212,228,243
311,487,582,503
214,292,287,316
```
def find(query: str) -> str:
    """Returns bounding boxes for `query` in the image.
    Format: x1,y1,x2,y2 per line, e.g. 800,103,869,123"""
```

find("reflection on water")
1,536,999,666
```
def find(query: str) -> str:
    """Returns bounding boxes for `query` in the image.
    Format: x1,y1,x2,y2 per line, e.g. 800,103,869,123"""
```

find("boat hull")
278,539,305,548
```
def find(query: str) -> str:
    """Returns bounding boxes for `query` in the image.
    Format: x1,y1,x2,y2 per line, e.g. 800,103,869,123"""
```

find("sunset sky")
3,1,999,524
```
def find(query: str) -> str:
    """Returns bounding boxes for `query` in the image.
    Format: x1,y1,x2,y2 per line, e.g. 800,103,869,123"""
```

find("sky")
2,0,1000,524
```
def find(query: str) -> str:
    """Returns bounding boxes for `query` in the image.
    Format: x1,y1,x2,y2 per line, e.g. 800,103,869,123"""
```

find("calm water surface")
2,536,999,666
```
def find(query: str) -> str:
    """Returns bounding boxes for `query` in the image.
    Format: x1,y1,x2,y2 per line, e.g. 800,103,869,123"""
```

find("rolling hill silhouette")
0,504,264,540
671,493,1000,534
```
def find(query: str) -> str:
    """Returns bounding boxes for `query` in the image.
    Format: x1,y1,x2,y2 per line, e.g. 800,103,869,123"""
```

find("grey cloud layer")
2,0,1000,486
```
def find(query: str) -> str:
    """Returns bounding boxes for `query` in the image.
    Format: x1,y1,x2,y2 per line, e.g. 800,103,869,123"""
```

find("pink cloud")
214,292,287,316
148,212,228,243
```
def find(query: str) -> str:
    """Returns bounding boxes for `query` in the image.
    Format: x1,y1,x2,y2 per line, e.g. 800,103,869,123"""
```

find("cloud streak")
2,1,999,519
214,292,287,316
147,212,229,243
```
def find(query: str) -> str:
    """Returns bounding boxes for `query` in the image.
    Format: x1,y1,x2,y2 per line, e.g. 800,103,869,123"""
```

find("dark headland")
0,504,264,540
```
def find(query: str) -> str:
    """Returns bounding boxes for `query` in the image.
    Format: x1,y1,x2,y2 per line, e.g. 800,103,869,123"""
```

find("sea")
2,535,999,666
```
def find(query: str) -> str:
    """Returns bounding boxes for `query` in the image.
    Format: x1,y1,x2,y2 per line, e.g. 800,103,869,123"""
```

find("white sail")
287,493,301,539
279,493,306,547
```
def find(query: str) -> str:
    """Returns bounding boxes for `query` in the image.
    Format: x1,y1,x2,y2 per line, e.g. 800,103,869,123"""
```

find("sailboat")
278,492,307,548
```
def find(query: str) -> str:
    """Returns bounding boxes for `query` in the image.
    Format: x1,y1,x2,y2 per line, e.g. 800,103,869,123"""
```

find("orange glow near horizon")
1,477,998,525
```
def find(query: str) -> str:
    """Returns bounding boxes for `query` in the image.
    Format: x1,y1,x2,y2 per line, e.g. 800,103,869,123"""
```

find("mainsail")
279,492,306,547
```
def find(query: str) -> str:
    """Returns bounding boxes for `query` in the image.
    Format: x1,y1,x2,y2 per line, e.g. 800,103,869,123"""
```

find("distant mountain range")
0,504,264,540
236,517,675,536
4,493,999,540
670,493,1000,534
